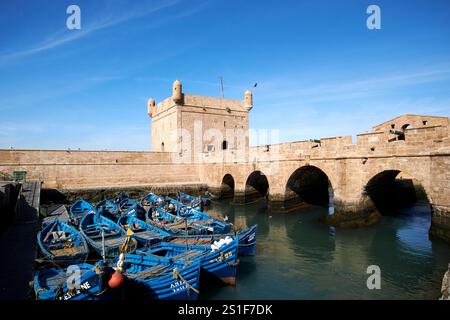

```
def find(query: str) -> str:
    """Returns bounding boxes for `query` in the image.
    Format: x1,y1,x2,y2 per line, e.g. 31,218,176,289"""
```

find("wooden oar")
43,220,58,242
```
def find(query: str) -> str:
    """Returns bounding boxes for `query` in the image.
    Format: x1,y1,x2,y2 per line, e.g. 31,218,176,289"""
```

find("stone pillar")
267,191,309,213
232,187,246,204
430,205,450,243
323,195,381,228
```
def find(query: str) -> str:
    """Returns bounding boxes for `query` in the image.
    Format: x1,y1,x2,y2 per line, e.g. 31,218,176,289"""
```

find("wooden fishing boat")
139,192,165,209
137,235,239,285
169,224,258,256
177,191,211,207
96,199,120,221
165,199,232,234
34,262,111,300
80,213,137,257
148,208,230,235
117,215,171,246
37,219,89,265
146,215,209,235
165,196,210,218
119,198,146,220
69,198,96,226
121,253,201,300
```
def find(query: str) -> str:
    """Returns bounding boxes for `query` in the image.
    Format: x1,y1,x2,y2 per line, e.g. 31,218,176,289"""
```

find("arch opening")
245,171,269,203
220,174,235,199
285,165,332,210
364,170,429,215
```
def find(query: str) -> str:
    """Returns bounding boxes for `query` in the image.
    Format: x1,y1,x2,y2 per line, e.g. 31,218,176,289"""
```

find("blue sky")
0,0,449,150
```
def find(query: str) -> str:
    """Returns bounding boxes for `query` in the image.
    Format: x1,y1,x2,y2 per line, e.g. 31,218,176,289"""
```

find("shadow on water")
363,201,450,299
283,206,335,264
203,198,450,300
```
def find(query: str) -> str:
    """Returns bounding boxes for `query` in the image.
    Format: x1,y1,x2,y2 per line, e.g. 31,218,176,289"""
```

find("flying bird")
253,83,258,87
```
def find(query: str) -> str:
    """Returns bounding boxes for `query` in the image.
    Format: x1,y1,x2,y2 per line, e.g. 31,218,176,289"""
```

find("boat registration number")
209,251,232,263
170,280,188,293
58,280,92,300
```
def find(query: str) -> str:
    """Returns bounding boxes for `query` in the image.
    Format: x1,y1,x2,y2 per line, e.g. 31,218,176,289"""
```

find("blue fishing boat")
177,191,211,207
69,198,96,226
138,235,239,285
96,199,120,221
80,212,138,257
140,192,165,208
37,219,89,265
234,224,257,256
168,224,258,256
165,197,207,218
120,253,201,300
148,207,230,235
34,262,110,300
174,205,232,234
119,198,146,220
146,214,208,236
117,215,171,246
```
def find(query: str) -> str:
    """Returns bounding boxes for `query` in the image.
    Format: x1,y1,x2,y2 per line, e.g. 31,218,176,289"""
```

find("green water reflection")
201,200,450,300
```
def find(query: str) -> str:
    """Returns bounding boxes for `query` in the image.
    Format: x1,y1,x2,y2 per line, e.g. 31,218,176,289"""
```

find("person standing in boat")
440,263,450,300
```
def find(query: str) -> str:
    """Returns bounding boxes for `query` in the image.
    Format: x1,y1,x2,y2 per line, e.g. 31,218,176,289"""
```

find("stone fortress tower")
148,80,253,161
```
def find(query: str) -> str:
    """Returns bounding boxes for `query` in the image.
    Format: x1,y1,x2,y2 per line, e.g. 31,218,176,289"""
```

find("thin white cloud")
0,0,181,64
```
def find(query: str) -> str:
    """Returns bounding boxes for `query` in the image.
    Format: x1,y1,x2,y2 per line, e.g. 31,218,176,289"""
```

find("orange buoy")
108,270,124,288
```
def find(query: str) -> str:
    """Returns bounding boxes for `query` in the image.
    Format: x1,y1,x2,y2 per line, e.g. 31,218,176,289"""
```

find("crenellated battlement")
1,85,449,243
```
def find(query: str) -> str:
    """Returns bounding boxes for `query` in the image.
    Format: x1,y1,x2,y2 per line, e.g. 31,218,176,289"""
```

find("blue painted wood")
69,198,96,226
80,212,137,257
96,199,120,221
120,253,201,300
119,198,146,221
34,262,109,300
177,191,211,207
117,215,171,246
137,235,239,285
168,224,258,256
37,219,89,265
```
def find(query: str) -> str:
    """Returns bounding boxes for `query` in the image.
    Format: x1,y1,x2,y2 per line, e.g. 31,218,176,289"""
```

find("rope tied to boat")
172,267,199,294
120,229,133,254
219,251,239,267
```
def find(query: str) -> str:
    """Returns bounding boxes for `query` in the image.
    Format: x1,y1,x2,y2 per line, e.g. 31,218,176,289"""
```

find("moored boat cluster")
34,192,257,300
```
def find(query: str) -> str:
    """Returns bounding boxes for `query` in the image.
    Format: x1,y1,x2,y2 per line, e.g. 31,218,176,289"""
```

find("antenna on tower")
219,76,224,98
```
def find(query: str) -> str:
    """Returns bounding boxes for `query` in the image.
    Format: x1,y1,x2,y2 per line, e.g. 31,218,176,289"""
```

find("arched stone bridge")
201,116,450,242
1,115,449,243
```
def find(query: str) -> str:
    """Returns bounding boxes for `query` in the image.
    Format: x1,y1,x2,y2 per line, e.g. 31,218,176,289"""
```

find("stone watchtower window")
222,141,228,150
423,120,428,125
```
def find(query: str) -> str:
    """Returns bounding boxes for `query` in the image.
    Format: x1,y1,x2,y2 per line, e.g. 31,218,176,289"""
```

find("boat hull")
123,255,201,300
237,224,258,256
34,264,109,300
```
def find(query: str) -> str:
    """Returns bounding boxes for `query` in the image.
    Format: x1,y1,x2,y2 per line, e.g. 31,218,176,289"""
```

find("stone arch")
220,173,235,199
401,124,411,130
363,169,430,216
244,170,269,203
283,165,334,211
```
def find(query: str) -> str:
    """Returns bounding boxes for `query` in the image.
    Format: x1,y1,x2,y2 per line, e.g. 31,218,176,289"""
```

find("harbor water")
202,200,450,300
